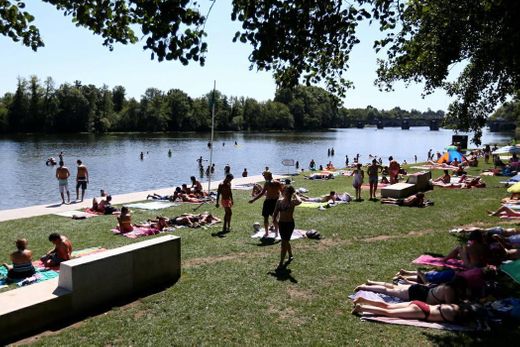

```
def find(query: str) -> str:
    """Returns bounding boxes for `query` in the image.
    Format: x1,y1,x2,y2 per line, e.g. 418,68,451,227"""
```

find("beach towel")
0,267,59,287
361,183,389,190
250,229,306,241
501,260,520,284
112,226,162,239
349,290,403,304
359,315,477,332
232,183,257,190
53,210,99,219
412,255,466,270
300,202,328,208
33,246,107,270
84,208,104,215
126,201,179,210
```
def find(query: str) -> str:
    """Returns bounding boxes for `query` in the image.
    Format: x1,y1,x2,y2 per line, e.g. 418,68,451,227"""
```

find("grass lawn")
2,163,520,345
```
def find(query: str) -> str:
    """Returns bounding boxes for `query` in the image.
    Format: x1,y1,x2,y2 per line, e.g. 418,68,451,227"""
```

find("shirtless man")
190,176,204,196
367,159,381,200
56,161,71,204
298,191,337,203
249,171,283,237
40,233,73,267
216,174,234,233
76,160,89,202
381,192,425,207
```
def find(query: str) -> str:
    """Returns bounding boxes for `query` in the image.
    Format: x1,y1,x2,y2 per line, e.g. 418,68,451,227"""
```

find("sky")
0,1,454,112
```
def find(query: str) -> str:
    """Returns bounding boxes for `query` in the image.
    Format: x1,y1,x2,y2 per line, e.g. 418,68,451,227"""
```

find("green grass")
2,163,520,345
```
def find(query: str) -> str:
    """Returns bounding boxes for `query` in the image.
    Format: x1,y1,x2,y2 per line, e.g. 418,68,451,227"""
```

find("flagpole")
207,80,216,192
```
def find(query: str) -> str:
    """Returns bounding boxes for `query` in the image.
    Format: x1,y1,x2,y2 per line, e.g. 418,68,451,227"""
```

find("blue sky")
0,1,453,111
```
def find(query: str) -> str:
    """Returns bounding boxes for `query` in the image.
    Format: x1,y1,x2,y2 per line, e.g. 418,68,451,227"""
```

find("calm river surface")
0,128,512,210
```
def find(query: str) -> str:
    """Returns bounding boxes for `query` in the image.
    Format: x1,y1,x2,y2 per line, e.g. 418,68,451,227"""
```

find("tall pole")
207,80,216,192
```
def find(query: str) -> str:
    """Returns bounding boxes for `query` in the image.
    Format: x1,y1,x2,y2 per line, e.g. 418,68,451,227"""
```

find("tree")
165,89,192,131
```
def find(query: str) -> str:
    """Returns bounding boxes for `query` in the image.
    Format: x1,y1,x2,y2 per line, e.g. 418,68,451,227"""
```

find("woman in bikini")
354,277,467,304
273,185,302,270
351,297,463,323
2,239,36,281
117,206,134,233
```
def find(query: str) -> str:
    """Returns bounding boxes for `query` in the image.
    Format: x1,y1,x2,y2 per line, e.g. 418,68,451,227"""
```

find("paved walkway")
0,174,286,223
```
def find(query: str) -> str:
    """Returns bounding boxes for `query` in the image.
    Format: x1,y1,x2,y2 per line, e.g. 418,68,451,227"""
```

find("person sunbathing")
135,216,169,231
501,193,520,204
117,206,134,233
354,278,466,305
443,231,488,268
2,239,36,281
491,234,520,260
169,212,221,227
488,205,520,218
351,297,466,324
394,268,456,285
433,170,451,184
298,191,338,203
147,193,171,201
305,173,334,180
380,192,425,207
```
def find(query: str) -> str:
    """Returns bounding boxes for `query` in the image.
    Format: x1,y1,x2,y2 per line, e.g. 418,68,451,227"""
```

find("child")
352,163,364,201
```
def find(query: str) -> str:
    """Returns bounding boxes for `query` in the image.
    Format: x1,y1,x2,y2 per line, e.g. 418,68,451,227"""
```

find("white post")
207,80,216,192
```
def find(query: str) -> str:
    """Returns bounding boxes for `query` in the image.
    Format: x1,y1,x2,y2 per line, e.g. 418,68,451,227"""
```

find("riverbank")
1,164,520,345
0,174,285,222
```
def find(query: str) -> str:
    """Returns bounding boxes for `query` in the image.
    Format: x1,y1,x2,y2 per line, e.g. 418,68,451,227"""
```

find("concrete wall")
0,235,181,343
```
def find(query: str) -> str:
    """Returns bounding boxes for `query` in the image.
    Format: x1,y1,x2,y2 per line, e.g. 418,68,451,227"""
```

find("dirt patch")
287,286,315,301
184,252,251,267
360,228,437,243
12,321,85,346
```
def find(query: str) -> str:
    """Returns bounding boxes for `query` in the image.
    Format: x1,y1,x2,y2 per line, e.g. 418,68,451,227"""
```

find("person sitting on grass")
2,239,36,281
380,192,425,207
117,206,134,233
92,195,117,214
40,233,72,267
491,234,520,260
443,231,488,268
190,176,204,196
433,170,451,184
351,297,470,324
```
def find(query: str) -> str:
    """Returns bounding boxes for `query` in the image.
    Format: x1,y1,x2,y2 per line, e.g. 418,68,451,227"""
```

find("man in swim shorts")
76,159,89,202
249,171,283,237
367,159,381,200
40,233,73,267
216,174,234,233
56,161,71,204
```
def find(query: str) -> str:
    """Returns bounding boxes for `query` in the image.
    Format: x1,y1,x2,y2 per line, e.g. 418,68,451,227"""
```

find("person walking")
249,171,283,238
216,174,234,233
273,185,301,270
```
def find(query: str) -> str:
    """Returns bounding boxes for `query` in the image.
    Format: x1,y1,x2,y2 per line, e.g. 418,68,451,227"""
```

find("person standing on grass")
367,159,381,200
388,156,400,184
56,161,71,204
249,171,283,238
352,163,364,201
273,185,301,270
216,174,234,233
75,159,89,202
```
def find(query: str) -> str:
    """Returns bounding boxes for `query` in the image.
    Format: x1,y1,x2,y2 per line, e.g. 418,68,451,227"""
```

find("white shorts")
59,179,69,194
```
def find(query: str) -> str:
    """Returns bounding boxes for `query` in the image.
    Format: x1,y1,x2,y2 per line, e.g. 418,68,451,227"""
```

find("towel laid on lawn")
412,255,466,270
251,229,306,241
112,226,164,239
350,290,477,331
126,201,179,210
0,267,59,287
501,260,520,284
33,246,107,270
53,210,99,218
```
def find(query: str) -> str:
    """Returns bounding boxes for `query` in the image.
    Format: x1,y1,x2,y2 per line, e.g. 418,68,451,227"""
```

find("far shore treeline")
0,76,445,134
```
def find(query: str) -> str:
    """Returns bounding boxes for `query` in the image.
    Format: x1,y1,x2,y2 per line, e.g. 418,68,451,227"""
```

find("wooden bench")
0,235,181,343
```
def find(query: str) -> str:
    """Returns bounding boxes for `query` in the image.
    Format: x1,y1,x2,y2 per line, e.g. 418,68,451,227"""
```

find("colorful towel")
126,201,179,210
53,210,99,218
360,315,477,331
0,267,59,287
412,255,466,270
112,226,161,239
361,183,389,190
33,246,107,271
501,260,520,284
250,229,306,241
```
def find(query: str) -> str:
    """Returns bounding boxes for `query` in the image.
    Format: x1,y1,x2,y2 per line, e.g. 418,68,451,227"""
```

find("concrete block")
406,171,432,192
381,183,417,198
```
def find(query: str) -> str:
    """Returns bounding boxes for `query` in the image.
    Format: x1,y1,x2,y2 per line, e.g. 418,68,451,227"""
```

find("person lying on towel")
380,192,425,207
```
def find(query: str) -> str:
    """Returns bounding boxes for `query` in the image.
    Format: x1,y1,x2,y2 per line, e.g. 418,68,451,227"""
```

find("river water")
0,128,511,210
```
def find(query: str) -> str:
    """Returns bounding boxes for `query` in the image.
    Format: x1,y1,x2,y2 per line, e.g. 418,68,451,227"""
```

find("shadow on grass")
268,267,298,283
256,238,280,247
423,327,520,346
211,230,230,238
